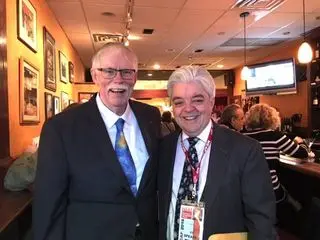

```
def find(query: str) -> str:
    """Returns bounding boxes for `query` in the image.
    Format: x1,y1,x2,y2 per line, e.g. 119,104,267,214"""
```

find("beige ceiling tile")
47,1,84,21
252,12,300,28
135,0,186,8
274,0,320,13
184,0,235,10
59,20,89,34
133,7,180,26
84,3,125,24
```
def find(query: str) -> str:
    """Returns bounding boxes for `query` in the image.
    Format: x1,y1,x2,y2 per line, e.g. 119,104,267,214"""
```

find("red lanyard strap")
180,124,213,187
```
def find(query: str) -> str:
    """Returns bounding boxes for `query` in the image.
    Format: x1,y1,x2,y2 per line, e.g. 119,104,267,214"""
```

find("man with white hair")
158,66,276,240
34,42,161,240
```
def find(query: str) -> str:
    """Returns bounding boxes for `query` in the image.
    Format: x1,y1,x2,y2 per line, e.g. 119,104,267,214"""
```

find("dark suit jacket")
158,123,277,240
33,96,161,240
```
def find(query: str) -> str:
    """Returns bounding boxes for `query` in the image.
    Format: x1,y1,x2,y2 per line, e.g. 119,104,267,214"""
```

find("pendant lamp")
297,0,313,64
240,12,250,81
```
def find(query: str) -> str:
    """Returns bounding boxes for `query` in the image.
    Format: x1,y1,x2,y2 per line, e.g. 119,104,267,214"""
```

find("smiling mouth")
183,115,198,121
109,88,126,94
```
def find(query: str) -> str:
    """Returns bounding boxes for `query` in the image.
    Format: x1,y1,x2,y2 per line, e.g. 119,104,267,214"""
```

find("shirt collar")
96,94,134,129
181,120,213,144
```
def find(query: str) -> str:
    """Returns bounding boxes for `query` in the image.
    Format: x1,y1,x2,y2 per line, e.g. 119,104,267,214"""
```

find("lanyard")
180,123,213,198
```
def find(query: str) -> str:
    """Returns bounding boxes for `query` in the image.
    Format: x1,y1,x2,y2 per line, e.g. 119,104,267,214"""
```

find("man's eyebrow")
192,94,205,99
172,96,183,101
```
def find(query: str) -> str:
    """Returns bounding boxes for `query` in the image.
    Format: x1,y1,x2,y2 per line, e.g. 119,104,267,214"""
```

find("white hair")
167,66,216,99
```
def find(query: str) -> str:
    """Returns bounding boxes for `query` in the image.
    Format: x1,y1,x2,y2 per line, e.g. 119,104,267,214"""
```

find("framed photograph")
69,61,75,83
61,91,69,111
44,92,53,120
19,58,40,124
59,51,68,83
17,0,37,52
43,27,56,91
78,92,94,103
53,96,60,115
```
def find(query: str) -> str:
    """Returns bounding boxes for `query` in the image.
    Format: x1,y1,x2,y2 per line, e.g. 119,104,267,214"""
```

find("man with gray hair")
34,42,161,240
158,66,276,240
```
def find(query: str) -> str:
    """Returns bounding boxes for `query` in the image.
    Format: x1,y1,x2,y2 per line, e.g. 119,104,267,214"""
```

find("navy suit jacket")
34,96,161,240
158,123,277,240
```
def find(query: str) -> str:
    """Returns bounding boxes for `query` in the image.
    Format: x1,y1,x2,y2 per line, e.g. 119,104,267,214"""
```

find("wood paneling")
0,0,9,158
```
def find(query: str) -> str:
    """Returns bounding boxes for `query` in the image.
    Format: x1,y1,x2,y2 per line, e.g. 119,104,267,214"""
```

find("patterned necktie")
174,137,199,240
115,118,137,196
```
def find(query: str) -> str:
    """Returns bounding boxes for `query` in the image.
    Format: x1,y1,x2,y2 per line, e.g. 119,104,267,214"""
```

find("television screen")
245,58,297,95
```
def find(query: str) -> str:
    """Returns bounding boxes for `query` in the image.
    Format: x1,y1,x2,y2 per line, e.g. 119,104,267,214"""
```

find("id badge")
178,200,205,240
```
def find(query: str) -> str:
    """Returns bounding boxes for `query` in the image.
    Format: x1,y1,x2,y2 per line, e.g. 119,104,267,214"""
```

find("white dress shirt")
167,120,213,240
96,94,149,190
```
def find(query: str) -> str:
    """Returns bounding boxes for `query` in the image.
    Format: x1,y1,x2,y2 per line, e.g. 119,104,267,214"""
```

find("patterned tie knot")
115,118,125,132
188,137,199,148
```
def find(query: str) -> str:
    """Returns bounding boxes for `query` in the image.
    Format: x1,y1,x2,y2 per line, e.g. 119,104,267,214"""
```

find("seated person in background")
242,103,309,234
219,104,244,131
161,111,176,137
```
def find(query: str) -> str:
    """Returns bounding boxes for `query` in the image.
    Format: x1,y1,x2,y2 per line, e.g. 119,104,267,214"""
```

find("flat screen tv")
245,58,297,95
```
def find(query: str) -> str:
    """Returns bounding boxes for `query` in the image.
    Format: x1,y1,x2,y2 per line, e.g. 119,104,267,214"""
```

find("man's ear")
90,68,98,84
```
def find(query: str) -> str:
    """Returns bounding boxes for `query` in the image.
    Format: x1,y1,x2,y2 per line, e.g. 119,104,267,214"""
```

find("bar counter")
280,155,320,179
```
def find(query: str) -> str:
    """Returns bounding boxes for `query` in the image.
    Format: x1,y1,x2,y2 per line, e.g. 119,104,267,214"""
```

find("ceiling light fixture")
297,0,313,64
122,0,134,47
240,12,250,81
153,63,160,70
217,64,224,69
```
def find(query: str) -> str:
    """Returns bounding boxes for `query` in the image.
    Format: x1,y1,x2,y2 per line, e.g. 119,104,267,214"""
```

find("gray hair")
91,42,138,70
167,66,216,99
245,103,281,130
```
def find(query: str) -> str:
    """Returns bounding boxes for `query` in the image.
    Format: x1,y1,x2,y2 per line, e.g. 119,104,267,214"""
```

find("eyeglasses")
96,68,136,80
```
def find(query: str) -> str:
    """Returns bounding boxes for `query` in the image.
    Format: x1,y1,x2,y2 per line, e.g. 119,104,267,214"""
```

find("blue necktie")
115,118,137,196
174,137,199,240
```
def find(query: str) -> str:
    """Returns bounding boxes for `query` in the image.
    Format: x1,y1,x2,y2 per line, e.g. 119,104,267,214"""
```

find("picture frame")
53,96,60,115
59,51,68,83
69,61,75,83
17,0,37,52
19,58,40,124
61,91,69,111
44,92,53,120
43,27,56,91
78,92,94,103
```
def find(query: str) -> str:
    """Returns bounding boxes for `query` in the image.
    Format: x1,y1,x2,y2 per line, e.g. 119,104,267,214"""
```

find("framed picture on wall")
78,92,94,103
17,0,37,52
61,91,69,111
59,51,68,83
44,92,53,120
69,61,75,83
19,58,40,124
43,27,56,91
53,96,60,115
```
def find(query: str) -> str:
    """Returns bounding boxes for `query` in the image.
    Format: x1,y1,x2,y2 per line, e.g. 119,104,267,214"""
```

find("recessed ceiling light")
217,64,224,68
147,73,153,77
283,31,290,35
153,63,160,70
217,32,225,35
101,12,116,17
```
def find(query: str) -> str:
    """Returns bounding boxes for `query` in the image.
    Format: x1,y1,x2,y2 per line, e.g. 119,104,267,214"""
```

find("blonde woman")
243,103,308,234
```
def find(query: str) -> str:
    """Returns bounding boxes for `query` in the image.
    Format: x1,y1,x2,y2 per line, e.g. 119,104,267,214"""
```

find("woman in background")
243,103,309,235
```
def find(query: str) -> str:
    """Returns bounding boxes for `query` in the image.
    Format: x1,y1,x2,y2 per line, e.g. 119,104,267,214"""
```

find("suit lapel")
164,133,180,218
202,125,230,213
85,96,131,193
